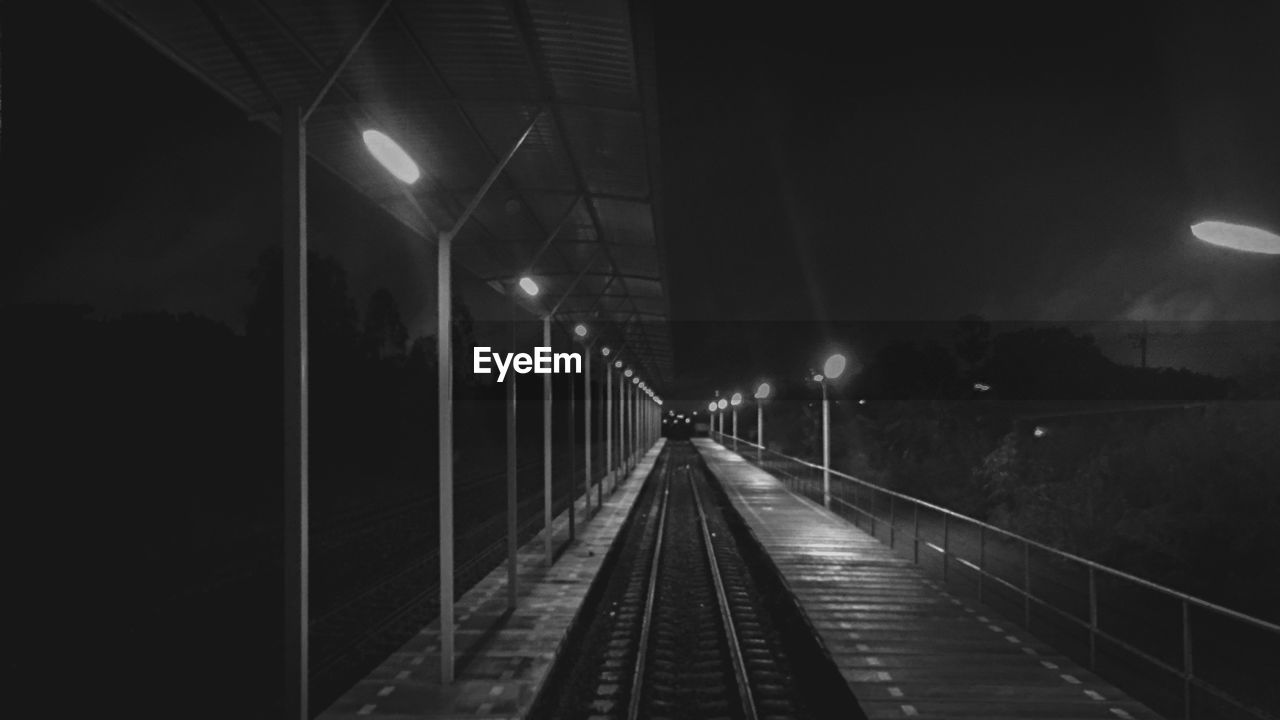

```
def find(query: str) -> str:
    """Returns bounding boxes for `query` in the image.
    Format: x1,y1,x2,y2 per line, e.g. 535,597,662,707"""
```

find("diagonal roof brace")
442,110,544,243
302,0,397,122
548,248,603,317
524,195,582,274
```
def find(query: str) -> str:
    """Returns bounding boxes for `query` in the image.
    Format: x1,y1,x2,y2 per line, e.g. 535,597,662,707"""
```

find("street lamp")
364,113,539,685
817,352,847,509
517,276,539,296
1191,220,1280,255
730,392,743,450
573,325,594,515
362,130,420,184
754,382,771,462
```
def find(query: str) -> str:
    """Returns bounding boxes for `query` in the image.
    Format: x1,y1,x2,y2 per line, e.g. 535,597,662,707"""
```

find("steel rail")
627,466,671,720
689,466,760,720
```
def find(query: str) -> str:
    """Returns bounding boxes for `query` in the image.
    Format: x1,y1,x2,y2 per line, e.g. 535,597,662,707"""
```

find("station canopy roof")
95,0,673,385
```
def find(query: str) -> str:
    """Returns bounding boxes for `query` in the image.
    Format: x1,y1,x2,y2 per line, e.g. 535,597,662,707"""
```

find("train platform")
692,439,1165,720
317,439,665,720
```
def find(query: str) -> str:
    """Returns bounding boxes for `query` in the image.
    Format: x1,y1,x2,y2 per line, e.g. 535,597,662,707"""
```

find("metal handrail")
711,431,1280,720
718,432,1278,633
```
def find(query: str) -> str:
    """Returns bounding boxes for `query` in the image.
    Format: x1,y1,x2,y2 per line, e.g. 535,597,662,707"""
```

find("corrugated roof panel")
335,19,452,104
605,244,658,278
528,0,637,108
593,197,654,245
95,0,672,382
465,103,579,193
559,106,649,198
398,0,539,101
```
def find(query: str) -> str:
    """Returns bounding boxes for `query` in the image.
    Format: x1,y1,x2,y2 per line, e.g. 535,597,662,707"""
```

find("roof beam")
302,0,395,122
503,0,662,383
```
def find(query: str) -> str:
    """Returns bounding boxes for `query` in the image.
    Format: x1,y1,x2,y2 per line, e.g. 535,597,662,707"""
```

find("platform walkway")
693,439,1165,720
318,439,665,719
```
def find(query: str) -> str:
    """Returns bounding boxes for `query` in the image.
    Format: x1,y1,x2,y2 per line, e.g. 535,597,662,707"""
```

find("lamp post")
754,382,771,463
365,114,538,684
716,397,728,440
730,392,743,451
815,353,847,510
601,347,612,502
631,375,641,467
574,325,594,517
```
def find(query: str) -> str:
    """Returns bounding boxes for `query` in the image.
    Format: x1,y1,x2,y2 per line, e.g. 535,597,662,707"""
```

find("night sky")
5,1,1280,397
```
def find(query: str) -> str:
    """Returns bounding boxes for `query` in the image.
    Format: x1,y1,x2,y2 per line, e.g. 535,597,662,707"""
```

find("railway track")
536,441,859,720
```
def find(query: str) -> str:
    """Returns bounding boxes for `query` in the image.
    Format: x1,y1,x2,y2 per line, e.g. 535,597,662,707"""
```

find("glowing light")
624,368,633,378
717,398,728,410
973,382,991,392
362,130,420,184
708,402,717,412
858,399,867,406
1034,426,1047,438
518,276,539,296
1191,221,1280,255
685,418,690,424
601,346,611,357
632,377,639,385
731,392,743,406
824,353,848,380
813,374,824,382
574,324,587,337
754,382,772,400
615,360,623,368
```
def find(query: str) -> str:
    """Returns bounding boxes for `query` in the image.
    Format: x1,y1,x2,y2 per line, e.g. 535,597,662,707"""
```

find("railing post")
1182,599,1193,720
889,496,896,549
912,505,920,564
1088,566,1098,671
979,526,986,603
852,483,859,529
567,373,575,543
942,514,950,583
1023,540,1032,630
868,488,876,539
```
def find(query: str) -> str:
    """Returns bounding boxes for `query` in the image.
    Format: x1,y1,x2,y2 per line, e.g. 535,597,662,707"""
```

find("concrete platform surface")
318,440,665,720
693,439,1165,720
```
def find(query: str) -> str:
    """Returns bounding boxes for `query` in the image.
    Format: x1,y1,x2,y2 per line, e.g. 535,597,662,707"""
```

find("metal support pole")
889,497,896,549
506,349,518,609
822,383,831,509
543,316,553,565
979,526,987,603
439,110,537,684
942,514,950,582
624,373,630,474
1088,566,1097,670
437,218,455,684
912,505,920,564
1183,600,1194,720
757,404,763,463
637,384,645,461
1024,541,1032,630
567,369,575,542
869,490,877,538
282,104,308,720
732,409,738,451
605,363,613,497
584,347,593,517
